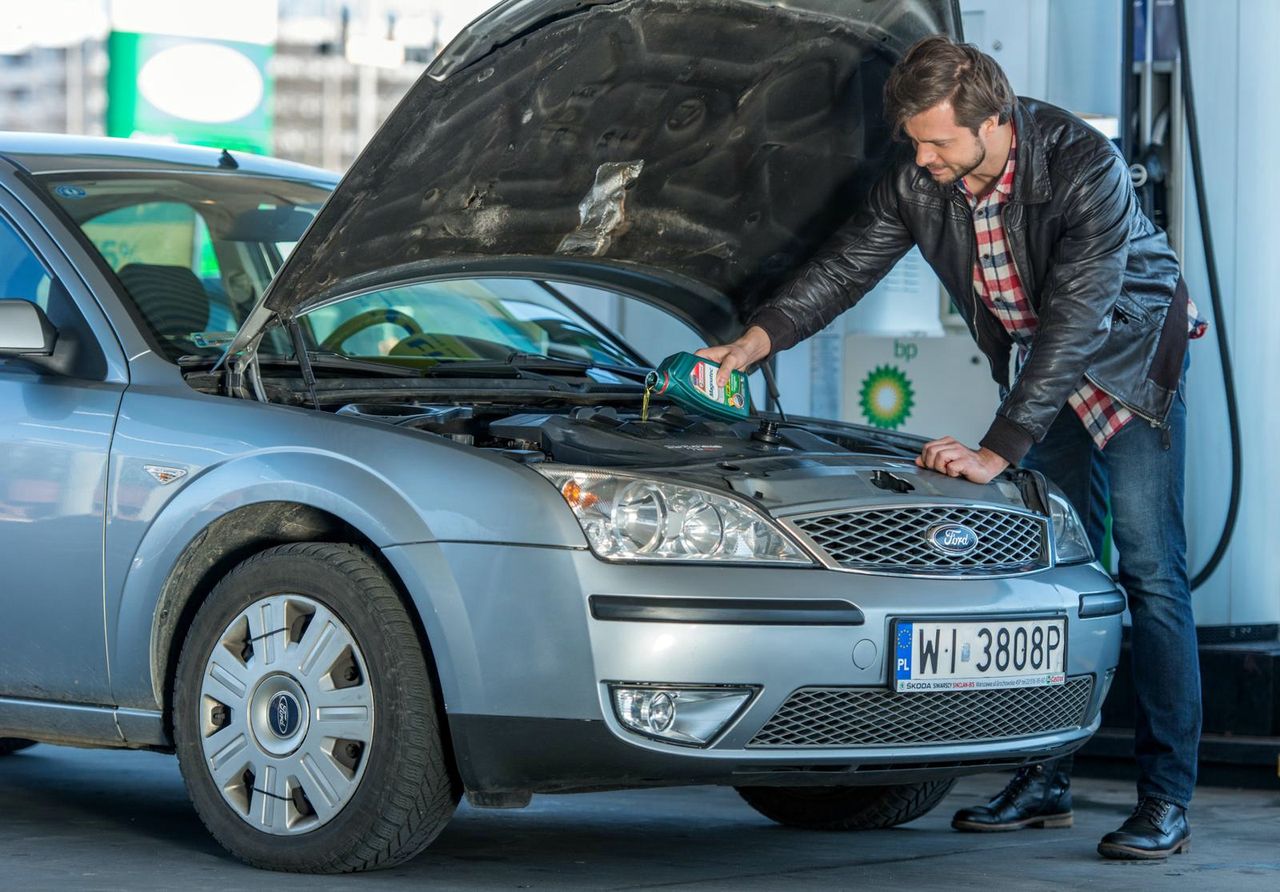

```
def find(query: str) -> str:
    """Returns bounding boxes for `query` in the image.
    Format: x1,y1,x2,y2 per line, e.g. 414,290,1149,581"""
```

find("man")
698,35,1204,860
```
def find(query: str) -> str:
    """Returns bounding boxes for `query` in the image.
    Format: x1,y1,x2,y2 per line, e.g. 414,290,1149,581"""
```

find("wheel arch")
123,499,452,756
153,502,350,736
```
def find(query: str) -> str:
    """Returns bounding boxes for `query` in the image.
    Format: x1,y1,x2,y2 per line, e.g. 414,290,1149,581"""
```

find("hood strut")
286,318,322,409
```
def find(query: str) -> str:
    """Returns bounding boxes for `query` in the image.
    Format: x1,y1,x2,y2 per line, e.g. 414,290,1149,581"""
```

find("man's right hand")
694,325,773,387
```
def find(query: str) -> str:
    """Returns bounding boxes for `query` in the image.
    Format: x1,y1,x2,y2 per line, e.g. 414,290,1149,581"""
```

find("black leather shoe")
1098,797,1191,860
951,764,1073,832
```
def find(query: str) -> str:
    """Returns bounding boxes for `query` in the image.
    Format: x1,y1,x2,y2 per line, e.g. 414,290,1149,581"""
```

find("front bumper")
382,543,1123,794
449,713,1099,793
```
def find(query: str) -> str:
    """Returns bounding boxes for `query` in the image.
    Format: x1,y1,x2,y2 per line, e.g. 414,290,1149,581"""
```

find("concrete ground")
0,746,1277,890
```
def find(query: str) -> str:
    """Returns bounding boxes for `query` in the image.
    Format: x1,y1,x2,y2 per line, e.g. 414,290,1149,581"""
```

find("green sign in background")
107,31,273,155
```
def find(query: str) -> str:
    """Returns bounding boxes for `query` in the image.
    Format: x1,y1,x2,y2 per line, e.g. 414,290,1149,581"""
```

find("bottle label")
690,361,745,409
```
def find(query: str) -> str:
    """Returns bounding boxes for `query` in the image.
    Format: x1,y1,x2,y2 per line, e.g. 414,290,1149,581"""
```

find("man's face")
903,101,997,185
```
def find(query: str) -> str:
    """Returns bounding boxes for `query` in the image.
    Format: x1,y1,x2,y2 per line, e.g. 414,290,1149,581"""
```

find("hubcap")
249,676,310,755
198,594,374,835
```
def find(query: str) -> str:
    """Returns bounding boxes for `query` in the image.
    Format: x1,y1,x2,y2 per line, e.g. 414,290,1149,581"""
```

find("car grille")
748,676,1093,748
788,505,1049,574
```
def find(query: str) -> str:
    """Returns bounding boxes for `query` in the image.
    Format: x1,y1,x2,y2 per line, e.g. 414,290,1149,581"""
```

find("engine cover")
488,405,844,467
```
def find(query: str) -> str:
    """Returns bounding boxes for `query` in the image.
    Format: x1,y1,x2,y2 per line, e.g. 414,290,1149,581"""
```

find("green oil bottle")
643,352,752,422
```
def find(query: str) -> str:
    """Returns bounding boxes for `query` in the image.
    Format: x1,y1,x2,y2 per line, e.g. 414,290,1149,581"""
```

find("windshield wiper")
424,351,649,381
299,350,423,376
576,360,652,381
433,350,590,373
182,348,650,387
179,350,422,377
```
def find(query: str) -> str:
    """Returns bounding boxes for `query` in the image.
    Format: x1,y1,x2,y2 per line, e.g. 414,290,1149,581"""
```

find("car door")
0,205,124,704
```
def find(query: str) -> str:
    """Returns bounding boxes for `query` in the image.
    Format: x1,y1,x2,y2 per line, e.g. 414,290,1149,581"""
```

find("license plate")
893,618,1066,692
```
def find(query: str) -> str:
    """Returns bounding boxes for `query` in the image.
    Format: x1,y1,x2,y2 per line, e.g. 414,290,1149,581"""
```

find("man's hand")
915,436,1009,484
694,325,772,386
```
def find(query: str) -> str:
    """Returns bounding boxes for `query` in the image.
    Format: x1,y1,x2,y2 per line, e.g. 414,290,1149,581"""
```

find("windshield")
298,277,645,370
38,171,331,361
39,172,647,372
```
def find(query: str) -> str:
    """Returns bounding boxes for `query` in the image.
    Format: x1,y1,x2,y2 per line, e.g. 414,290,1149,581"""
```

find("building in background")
271,1,496,169
0,1,497,169
0,1,109,136
272,14,430,171
0,42,108,136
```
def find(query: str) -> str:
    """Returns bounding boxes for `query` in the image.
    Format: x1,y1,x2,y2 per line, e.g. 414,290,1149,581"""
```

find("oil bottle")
643,352,752,422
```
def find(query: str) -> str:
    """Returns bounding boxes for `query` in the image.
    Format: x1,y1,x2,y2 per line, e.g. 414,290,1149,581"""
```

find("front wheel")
173,542,459,872
736,779,956,831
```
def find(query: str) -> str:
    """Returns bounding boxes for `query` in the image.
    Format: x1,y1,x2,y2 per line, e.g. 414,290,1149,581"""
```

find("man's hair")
883,35,1015,138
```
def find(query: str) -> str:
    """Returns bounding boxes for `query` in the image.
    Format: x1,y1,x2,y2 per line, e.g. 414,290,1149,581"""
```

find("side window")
0,213,105,378
0,213,56,311
82,202,233,348
83,201,222,279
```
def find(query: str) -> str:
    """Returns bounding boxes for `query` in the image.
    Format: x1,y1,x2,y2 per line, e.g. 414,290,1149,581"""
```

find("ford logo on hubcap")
927,523,979,555
268,692,302,738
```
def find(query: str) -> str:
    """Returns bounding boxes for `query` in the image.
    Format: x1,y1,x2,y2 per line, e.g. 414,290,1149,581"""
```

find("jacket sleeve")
747,163,916,354
979,147,1133,464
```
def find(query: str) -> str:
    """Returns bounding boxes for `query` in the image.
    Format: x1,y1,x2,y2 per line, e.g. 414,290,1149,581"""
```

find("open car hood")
229,0,960,357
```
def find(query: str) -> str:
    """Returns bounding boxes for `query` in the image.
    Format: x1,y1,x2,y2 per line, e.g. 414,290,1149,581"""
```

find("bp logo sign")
859,365,915,429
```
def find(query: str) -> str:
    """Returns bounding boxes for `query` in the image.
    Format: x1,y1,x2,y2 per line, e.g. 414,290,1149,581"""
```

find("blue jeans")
1023,365,1201,808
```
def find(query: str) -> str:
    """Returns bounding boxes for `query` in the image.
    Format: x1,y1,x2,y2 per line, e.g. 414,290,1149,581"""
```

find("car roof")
0,131,338,183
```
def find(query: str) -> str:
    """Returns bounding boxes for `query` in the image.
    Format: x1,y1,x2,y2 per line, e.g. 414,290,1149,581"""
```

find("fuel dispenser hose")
1175,0,1241,591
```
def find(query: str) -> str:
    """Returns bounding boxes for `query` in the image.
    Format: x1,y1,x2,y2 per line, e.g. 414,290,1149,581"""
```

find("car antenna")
218,149,239,169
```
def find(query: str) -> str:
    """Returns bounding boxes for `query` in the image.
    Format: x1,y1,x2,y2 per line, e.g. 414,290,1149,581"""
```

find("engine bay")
181,363,1044,510
333,399,912,468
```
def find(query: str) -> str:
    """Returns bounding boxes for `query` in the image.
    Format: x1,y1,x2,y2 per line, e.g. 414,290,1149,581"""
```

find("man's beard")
928,141,987,185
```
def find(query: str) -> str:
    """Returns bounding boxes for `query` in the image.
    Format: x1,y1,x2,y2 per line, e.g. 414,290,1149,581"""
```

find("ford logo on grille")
927,523,979,555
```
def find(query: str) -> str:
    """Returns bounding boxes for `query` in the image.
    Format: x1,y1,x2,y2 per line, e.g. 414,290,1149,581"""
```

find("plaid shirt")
960,129,1207,449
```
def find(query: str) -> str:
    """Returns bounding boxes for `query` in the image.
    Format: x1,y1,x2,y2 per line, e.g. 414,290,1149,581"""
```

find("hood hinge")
225,353,246,398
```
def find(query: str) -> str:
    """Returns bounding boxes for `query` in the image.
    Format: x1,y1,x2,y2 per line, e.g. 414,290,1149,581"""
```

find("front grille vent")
789,505,1049,574
749,676,1093,748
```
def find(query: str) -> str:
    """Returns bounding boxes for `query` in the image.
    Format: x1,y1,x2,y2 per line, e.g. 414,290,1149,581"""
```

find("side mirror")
0,299,75,375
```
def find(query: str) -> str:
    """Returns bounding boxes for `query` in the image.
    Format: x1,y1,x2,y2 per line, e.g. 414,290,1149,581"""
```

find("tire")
173,542,459,872
0,739,35,756
736,779,957,831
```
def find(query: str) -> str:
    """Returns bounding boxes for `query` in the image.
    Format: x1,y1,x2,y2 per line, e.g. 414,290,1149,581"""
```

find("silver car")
0,0,1122,874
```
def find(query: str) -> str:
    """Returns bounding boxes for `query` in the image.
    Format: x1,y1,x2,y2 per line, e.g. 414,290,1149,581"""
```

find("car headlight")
1048,492,1093,564
535,467,813,564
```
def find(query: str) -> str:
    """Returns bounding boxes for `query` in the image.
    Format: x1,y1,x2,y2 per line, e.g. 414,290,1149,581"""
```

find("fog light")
610,685,754,747
647,691,675,732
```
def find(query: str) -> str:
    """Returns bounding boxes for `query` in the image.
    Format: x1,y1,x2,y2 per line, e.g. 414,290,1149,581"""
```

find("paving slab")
0,746,1276,890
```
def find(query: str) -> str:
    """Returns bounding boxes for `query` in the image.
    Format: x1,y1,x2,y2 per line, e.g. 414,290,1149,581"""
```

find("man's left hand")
915,436,1009,484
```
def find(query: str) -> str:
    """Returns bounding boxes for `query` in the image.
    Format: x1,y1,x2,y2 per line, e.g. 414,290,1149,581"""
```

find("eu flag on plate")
895,622,913,681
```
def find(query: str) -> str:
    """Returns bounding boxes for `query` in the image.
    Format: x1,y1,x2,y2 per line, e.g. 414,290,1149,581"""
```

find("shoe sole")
951,812,1074,832
1097,837,1191,860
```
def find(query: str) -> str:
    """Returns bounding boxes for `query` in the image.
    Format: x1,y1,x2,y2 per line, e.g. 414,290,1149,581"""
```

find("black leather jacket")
749,98,1188,464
